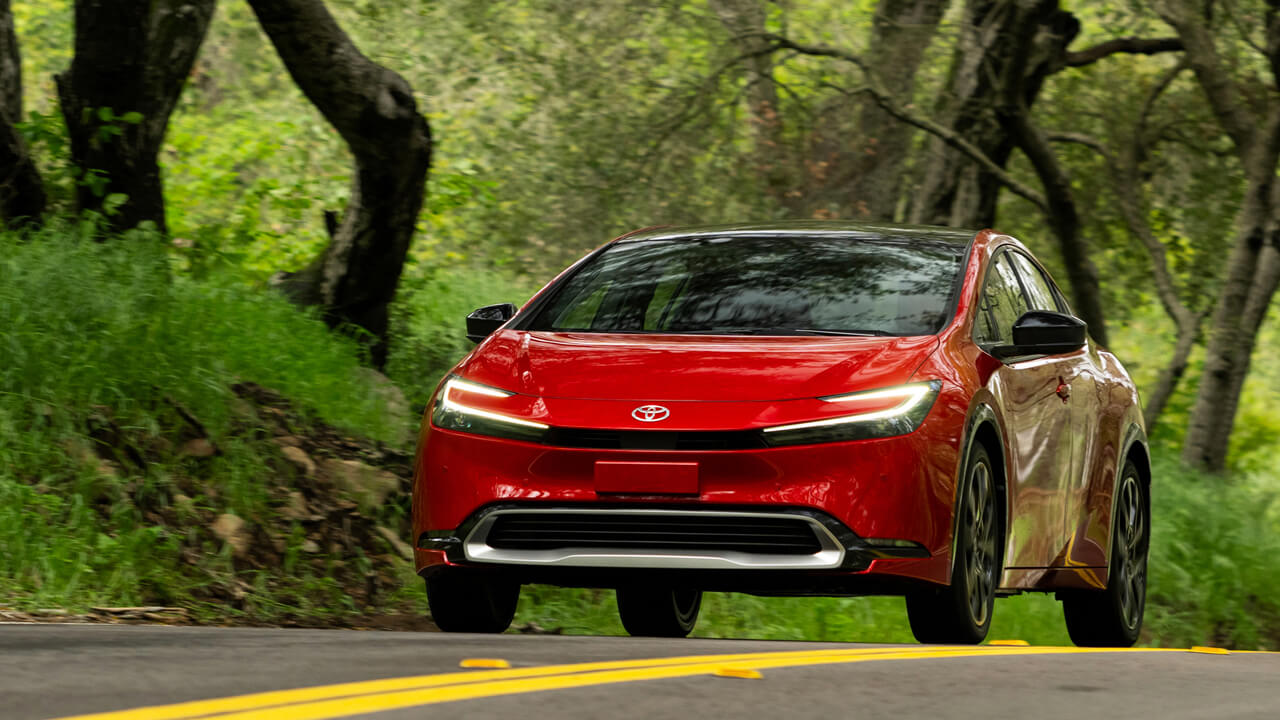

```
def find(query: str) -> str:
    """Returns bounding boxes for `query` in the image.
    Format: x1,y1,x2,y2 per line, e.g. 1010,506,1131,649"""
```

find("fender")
950,400,1009,577
1105,422,1150,561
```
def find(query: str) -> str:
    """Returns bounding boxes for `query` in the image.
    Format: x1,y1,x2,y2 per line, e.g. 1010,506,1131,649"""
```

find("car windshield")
525,235,965,337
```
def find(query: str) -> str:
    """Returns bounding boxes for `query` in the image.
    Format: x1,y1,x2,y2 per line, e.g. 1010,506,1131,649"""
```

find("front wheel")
616,587,702,638
1062,462,1148,647
906,443,1002,644
426,573,519,633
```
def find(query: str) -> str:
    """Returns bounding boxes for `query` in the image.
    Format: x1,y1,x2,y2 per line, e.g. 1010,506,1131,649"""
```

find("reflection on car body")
412,221,1150,646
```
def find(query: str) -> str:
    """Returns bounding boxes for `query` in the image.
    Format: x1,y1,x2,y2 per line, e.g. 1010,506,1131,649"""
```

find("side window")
1008,252,1060,312
975,253,1030,347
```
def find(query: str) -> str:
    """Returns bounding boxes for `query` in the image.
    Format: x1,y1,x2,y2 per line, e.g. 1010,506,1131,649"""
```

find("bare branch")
1046,131,1112,161
1063,36,1183,67
820,83,1048,212
1137,58,1189,147
754,33,871,73
758,33,1049,212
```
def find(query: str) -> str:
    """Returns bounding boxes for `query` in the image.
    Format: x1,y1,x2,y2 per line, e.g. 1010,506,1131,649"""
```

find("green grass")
0,225,406,615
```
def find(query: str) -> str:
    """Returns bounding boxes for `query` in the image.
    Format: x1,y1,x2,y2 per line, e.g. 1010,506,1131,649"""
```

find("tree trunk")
0,0,44,225
1163,0,1280,471
1143,317,1198,428
1181,189,1280,470
992,0,1109,346
55,0,214,234
708,0,792,203
249,0,432,368
908,0,1071,229
842,0,949,220
1099,58,1202,429
908,0,1011,228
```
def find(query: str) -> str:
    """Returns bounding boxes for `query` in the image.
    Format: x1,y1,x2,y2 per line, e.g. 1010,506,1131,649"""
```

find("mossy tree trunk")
0,0,44,226
248,0,432,368
55,0,215,235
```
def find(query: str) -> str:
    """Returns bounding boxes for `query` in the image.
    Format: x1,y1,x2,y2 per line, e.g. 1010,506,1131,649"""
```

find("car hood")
457,330,940,402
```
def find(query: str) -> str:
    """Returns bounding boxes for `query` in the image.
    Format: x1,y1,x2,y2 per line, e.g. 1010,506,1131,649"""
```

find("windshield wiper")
790,328,892,337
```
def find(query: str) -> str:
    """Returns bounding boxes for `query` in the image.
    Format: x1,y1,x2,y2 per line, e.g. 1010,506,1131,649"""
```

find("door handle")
1056,381,1071,402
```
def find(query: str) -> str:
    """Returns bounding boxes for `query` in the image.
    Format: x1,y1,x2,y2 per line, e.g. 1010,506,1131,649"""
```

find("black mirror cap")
466,303,518,343
992,310,1087,360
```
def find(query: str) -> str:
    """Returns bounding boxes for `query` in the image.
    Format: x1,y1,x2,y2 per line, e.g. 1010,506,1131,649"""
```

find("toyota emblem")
632,405,670,422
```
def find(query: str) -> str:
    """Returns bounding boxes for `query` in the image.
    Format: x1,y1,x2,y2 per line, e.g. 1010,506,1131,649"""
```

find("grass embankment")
2,232,1277,647
0,228,419,622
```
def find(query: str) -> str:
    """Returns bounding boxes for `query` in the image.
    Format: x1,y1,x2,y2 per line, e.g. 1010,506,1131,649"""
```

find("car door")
1006,252,1099,567
975,251,1075,569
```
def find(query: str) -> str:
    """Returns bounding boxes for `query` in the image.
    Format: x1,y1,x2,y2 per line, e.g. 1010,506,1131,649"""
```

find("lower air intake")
486,511,824,555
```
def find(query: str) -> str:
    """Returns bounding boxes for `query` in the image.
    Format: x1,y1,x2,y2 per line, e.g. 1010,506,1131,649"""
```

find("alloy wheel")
1114,473,1147,631
965,459,998,627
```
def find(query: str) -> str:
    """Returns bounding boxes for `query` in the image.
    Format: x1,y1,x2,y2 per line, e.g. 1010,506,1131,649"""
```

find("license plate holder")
593,461,699,495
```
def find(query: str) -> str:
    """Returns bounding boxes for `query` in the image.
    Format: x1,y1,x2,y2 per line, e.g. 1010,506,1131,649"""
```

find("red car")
412,222,1150,646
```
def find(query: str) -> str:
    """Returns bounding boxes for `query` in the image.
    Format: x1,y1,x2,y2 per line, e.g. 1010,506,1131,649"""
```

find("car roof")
614,220,978,248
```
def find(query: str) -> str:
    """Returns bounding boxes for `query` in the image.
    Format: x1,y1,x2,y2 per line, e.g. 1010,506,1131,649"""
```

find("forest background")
2,0,1279,648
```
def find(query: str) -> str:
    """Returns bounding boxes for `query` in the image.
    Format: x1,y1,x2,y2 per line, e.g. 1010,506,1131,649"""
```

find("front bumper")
420,503,935,570
412,408,966,587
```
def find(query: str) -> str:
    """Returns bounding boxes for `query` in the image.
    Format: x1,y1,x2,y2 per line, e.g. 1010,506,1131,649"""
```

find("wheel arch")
953,403,1010,577
1122,424,1152,492
1110,423,1152,559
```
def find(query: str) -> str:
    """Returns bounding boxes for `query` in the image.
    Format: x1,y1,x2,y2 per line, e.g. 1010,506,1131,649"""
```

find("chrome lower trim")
461,507,846,570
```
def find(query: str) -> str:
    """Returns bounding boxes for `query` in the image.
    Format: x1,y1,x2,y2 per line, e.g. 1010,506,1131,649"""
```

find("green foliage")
0,226,403,614
386,265,539,406
1146,457,1280,649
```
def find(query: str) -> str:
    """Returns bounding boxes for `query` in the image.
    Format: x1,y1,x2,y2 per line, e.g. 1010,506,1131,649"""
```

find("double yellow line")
53,645,1220,720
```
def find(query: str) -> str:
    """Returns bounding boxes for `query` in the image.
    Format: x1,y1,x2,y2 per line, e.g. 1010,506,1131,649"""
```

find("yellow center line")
49,646,925,720
48,645,1234,720
155,647,1198,720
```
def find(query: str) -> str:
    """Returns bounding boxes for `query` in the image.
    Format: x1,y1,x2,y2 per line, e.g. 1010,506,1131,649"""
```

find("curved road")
1,624,1276,719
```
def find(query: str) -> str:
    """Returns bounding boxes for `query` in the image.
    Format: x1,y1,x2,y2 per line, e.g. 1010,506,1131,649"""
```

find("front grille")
542,428,767,450
485,512,824,555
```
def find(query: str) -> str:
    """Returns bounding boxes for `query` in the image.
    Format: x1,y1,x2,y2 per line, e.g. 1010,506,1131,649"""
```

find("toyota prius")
411,221,1150,647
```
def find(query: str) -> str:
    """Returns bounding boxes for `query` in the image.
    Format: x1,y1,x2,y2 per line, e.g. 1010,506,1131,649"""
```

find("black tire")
616,587,702,638
906,443,1002,644
1062,461,1148,647
426,573,519,633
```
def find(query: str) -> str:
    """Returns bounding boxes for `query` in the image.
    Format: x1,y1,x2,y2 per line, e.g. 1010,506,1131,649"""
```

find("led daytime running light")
440,377,548,430
447,377,514,399
763,382,937,434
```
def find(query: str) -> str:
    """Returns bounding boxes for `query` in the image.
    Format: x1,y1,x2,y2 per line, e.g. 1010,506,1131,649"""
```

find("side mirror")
465,303,517,343
991,310,1087,360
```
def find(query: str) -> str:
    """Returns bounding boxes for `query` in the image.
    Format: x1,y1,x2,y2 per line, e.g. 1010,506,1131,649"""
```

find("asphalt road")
2,624,1277,720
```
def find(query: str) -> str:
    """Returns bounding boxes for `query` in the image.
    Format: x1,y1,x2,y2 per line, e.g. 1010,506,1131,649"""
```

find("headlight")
761,381,941,447
431,375,548,442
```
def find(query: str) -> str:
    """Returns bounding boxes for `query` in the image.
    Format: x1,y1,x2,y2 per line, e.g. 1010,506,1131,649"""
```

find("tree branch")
826,83,1048,212
1046,131,1112,160
1162,3,1257,155
759,33,1049,212
993,0,1108,346
1063,36,1183,67
143,0,217,146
